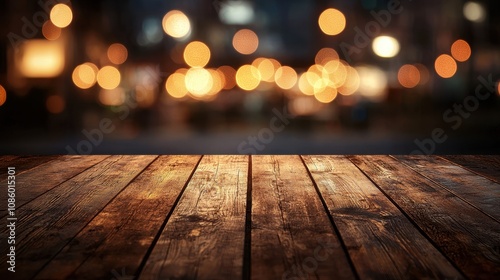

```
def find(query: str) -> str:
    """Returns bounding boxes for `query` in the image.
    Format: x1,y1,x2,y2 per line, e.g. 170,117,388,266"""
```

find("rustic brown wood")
303,155,464,279
394,155,500,221
0,155,59,174
35,156,201,279
138,155,248,280
441,155,500,183
349,155,500,279
251,155,355,280
0,155,157,279
0,155,109,217
0,156,19,169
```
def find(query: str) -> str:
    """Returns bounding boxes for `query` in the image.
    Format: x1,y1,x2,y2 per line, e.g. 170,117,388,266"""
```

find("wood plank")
0,155,109,217
35,156,201,279
0,155,59,174
303,155,464,279
441,155,500,183
0,155,157,280
0,156,19,170
394,155,500,221
251,156,356,280
138,155,248,280
349,155,500,279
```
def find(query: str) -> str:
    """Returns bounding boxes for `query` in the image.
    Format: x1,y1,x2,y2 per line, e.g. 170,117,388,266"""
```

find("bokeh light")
275,66,298,90
183,41,211,68
72,63,98,89
99,88,126,106
236,64,260,91
338,66,360,96
356,66,388,102
315,48,339,65
253,58,279,82
451,39,471,62
314,87,337,103
107,43,128,65
185,68,213,97
50,4,73,28
0,85,6,107
42,21,61,41
463,2,486,23
372,36,400,58
415,64,430,85
298,72,315,96
398,64,421,88
18,40,65,78
218,66,237,90
162,10,191,38
46,95,65,114
97,66,121,90
207,69,224,96
435,54,457,78
233,29,259,55
166,72,188,98
318,8,346,36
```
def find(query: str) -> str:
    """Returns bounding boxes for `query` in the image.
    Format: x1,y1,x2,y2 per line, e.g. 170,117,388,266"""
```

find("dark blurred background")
0,0,499,154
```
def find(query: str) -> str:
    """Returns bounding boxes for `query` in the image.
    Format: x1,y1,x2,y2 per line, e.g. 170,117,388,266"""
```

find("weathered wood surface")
0,155,498,280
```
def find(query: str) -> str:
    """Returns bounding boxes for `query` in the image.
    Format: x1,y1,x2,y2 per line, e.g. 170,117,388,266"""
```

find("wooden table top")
1,155,499,279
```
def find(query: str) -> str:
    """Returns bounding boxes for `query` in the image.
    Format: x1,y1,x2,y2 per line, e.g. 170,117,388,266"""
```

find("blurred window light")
0,85,6,107
97,66,121,90
162,10,191,39
236,64,260,91
72,63,98,89
46,95,65,114
275,66,297,90
42,21,61,41
218,66,237,90
16,40,65,78
183,41,211,68
233,29,259,55
451,39,471,62
185,68,213,97
355,66,388,102
50,4,73,28
99,88,126,106
166,72,188,98
218,1,254,25
107,43,128,65
372,36,400,58
463,2,486,23
434,54,457,78
398,64,421,88
318,8,346,36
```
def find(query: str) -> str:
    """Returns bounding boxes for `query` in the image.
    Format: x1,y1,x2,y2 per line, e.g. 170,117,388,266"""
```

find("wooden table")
1,155,499,279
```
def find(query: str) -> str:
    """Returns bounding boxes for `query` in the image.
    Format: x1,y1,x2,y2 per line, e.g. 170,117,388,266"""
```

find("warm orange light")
42,21,61,41
275,66,298,90
162,10,191,39
398,64,421,88
183,41,211,68
298,72,315,96
451,39,471,62
253,58,278,82
338,66,360,96
17,40,65,78
165,72,188,98
314,87,337,103
207,69,224,95
218,66,237,90
415,64,430,85
0,85,6,107
99,88,126,106
233,29,259,55
97,66,121,90
318,8,346,36
435,54,457,78
107,43,128,65
72,63,98,89
315,48,339,65
323,60,347,88
46,95,65,114
185,68,213,97
50,4,73,28
236,64,260,91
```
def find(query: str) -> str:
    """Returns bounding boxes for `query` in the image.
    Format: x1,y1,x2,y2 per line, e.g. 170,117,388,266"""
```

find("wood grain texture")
0,155,59,174
0,155,157,280
303,155,464,279
349,155,500,279
0,155,109,217
395,155,500,221
441,155,500,183
138,155,248,280
251,155,356,280
35,156,201,279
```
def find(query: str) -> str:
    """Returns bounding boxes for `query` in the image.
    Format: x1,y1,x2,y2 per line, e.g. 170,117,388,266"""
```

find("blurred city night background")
0,0,499,154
